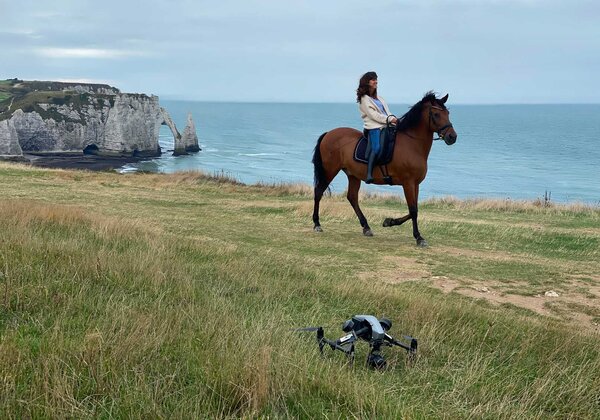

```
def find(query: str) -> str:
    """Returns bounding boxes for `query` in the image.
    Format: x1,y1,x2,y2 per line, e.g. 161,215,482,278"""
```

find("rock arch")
158,107,181,151
157,108,200,156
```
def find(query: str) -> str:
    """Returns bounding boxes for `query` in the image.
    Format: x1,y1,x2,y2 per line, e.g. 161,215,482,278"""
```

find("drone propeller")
296,327,326,353
295,327,322,332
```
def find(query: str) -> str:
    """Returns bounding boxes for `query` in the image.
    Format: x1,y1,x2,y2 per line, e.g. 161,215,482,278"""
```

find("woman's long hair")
356,71,378,103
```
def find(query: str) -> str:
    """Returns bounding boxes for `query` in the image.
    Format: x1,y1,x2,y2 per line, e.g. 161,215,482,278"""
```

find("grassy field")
0,162,599,418
0,80,16,112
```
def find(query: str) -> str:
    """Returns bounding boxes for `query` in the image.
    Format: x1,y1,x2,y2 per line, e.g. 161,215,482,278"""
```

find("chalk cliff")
0,119,25,160
0,79,200,161
175,113,201,155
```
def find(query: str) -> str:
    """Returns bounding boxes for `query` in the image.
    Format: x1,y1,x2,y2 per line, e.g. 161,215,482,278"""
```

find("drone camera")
367,353,387,370
342,319,354,332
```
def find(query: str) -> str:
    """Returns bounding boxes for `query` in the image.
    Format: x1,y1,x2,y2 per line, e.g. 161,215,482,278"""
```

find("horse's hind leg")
313,181,328,232
313,169,339,232
347,175,373,236
404,183,426,247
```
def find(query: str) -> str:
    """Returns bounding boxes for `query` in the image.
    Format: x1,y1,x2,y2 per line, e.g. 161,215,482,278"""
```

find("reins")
394,104,451,142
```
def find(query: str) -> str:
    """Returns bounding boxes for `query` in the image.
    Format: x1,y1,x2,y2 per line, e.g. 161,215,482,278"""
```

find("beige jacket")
359,95,392,130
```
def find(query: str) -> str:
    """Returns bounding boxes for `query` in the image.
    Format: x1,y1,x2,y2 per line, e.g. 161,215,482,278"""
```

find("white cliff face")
175,112,200,155
10,109,87,154
102,95,162,156
3,95,112,156
0,118,24,159
0,88,200,161
69,85,119,95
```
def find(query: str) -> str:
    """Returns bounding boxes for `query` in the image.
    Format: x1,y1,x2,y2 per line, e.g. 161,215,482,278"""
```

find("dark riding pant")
366,128,381,183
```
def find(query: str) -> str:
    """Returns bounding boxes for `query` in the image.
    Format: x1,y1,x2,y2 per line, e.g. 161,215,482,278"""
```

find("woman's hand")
389,116,398,124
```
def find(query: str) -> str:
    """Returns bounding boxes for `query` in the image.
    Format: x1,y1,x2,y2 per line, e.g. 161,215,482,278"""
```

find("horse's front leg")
409,203,427,247
383,208,426,247
383,214,410,227
384,183,427,247
409,184,427,247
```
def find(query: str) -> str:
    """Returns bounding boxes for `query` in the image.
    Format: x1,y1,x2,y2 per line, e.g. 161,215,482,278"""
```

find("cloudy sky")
1,0,599,103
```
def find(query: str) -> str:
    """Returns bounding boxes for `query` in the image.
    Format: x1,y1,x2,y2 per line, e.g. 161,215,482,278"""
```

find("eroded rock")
174,112,200,156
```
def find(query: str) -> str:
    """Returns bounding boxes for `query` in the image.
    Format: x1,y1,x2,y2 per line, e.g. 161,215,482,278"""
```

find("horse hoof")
382,218,393,227
363,228,374,237
314,226,323,233
416,239,428,248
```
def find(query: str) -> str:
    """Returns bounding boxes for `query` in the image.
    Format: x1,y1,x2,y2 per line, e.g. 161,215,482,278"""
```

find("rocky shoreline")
24,153,147,171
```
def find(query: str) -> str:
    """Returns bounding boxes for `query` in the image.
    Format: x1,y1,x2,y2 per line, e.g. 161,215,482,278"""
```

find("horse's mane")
395,91,445,132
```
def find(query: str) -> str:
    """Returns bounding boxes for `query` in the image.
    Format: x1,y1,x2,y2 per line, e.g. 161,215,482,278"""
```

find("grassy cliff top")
0,78,128,122
0,78,119,96
0,162,599,418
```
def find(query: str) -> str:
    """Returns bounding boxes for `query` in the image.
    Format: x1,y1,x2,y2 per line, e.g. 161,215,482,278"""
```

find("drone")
298,315,417,369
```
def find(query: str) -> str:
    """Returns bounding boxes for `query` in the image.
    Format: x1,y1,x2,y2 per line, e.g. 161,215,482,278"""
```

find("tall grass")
0,163,599,418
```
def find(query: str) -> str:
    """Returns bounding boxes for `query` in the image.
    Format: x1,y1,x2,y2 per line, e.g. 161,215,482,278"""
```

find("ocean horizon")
120,101,600,205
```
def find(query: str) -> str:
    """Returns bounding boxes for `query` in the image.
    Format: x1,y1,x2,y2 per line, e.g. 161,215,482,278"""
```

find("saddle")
353,123,397,166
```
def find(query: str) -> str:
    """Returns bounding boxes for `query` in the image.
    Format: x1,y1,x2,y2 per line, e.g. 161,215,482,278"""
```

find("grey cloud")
1,0,599,103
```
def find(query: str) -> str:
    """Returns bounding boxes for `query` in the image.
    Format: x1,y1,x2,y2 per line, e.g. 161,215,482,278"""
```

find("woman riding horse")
312,91,457,247
356,71,398,183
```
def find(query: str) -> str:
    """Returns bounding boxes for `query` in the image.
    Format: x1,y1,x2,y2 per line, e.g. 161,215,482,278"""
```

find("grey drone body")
299,315,417,369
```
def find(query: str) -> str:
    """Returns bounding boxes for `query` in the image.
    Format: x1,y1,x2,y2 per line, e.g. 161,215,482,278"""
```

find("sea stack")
0,118,26,161
174,112,200,156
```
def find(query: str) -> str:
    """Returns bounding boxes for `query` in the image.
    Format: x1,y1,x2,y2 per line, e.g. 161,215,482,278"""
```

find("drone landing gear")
316,327,356,365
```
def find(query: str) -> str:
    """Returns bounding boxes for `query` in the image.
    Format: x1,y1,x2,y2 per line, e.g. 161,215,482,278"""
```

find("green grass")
0,163,599,418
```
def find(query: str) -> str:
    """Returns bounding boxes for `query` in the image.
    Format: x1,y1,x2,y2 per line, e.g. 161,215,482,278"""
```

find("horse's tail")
312,132,328,188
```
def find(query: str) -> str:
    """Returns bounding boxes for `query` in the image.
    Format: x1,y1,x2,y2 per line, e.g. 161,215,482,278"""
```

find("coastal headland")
0,162,598,417
0,79,200,167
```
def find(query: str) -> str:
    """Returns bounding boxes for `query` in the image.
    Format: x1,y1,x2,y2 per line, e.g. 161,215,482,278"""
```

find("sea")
120,101,600,205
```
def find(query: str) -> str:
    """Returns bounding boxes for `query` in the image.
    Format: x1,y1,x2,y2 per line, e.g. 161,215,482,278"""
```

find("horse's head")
425,94,457,145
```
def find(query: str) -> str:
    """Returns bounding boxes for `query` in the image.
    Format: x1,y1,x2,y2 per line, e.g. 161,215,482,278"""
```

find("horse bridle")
429,105,453,140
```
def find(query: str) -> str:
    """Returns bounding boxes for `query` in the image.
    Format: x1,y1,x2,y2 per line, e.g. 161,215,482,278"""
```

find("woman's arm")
359,97,389,125
379,97,397,124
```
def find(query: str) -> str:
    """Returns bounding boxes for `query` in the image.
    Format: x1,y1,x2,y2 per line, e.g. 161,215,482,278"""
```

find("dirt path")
359,254,600,333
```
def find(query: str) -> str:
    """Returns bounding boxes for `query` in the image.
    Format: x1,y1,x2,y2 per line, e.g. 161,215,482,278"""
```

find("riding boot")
366,152,376,184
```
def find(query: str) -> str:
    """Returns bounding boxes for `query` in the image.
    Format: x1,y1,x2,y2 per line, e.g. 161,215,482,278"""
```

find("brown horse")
312,92,458,247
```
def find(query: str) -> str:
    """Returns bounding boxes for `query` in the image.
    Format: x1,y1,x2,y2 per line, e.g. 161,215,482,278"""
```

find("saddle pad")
353,137,370,164
353,130,396,166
